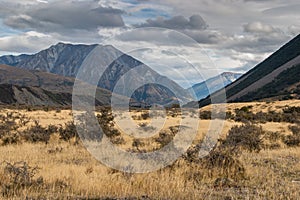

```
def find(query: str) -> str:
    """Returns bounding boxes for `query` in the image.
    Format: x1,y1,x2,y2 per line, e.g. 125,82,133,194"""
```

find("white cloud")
0,31,57,53
243,22,276,34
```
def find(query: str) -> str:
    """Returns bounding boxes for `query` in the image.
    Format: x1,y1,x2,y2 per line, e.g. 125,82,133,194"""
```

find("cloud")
135,15,208,30
2,0,125,35
223,32,290,54
288,25,300,36
243,22,276,34
130,14,229,45
0,31,57,53
182,30,227,44
263,4,300,16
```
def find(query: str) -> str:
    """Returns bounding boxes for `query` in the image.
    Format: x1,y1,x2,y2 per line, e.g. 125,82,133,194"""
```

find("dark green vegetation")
200,105,300,124
236,64,300,102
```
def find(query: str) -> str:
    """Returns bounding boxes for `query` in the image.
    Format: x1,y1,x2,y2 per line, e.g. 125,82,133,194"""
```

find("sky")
0,0,299,86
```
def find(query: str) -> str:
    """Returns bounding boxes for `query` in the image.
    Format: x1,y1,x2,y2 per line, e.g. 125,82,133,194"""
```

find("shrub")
220,124,264,152
283,124,300,147
21,121,51,144
97,108,121,138
1,132,20,145
199,111,211,120
289,125,300,135
200,148,246,180
141,112,150,120
1,161,42,197
59,121,78,141
155,130,173,147
283,135,300,147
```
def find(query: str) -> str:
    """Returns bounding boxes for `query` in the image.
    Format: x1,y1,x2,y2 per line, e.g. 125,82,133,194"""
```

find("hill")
0,64,130,106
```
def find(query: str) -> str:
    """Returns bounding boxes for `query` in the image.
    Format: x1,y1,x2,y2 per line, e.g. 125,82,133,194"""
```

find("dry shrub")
59,121,78,141
199,148,246,180
1,132,20,145
220,123,264,153
154,126,180,148
21,121,52,144
283,124,300,147
262,131,283,149
1,161,43,197
97,108,121,138
141,112,150,120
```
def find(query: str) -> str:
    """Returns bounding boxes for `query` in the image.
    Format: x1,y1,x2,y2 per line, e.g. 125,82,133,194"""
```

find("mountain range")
1,34,298,107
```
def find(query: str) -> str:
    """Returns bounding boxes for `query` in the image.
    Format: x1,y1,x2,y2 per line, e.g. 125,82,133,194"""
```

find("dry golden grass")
0,100,300,199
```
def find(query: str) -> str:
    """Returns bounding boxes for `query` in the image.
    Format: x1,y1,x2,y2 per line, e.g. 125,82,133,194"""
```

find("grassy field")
0,100,300,199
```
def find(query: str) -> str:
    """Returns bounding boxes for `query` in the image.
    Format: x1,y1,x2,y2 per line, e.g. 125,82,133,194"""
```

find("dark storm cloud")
135,15,208,30
3,0,125,34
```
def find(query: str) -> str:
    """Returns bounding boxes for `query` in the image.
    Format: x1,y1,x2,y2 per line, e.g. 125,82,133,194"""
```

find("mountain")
0,43,97,77
188,72,241,100
186,34,300,107
0,43,192,106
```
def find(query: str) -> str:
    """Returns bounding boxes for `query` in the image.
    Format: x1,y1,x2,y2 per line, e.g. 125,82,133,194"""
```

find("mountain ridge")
188,72,242,100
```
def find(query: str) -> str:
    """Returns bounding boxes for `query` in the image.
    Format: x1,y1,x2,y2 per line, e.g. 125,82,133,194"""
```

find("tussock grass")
0,100,300,199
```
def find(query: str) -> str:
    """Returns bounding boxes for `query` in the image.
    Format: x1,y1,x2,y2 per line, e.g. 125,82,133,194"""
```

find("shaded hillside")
0,65,131,106
235,64,300,102
0,64,74,93
0,84,72,106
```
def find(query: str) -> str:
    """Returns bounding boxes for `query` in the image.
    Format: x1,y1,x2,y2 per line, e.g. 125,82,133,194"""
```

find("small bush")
200,148,246,180
97,108,121,138
1,132,20,145
282,124,300,147
289,125,300,135
59,121,78,141
199,111,211,120
1,161,42,197
283,135,300,147
141,112,150,120
21,121,51,144
220,124,264,152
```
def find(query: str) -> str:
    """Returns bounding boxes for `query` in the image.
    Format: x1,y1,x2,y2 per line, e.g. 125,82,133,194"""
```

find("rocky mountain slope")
188,72,241,100
0,84,72,106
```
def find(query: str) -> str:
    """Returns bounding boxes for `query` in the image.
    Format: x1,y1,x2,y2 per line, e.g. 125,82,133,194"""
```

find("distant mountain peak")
189,72,242,100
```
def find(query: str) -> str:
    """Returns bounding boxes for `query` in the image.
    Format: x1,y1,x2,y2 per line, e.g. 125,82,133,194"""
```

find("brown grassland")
0,100,300,199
